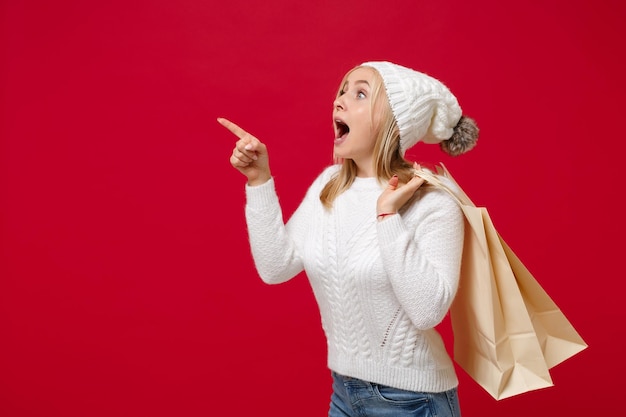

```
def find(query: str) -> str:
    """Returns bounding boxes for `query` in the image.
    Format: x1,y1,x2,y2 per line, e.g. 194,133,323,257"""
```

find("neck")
354,160,375,178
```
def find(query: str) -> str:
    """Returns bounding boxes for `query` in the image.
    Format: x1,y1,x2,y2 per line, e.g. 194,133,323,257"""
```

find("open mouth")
335,119,350,140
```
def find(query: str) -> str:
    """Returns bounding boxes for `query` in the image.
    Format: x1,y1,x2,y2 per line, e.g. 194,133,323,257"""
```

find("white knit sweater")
244,164,464,393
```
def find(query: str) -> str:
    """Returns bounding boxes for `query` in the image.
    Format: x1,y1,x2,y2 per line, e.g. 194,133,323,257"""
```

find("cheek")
370,101,387,132
355,106,374,129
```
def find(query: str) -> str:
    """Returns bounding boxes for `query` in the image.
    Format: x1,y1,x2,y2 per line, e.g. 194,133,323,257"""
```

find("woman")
219,61,478,417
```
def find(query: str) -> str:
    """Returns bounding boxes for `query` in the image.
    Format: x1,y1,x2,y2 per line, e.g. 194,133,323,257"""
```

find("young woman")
219,61,478,417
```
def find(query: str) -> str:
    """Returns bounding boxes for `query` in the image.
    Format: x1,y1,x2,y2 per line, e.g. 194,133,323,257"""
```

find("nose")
334,96,345,110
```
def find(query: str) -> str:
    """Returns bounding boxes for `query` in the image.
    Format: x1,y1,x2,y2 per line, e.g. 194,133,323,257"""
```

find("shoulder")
295,164,341,204
421,184,459,209
308,164,341,190
404,180,463,221
413,168,462,209
320,164,341,181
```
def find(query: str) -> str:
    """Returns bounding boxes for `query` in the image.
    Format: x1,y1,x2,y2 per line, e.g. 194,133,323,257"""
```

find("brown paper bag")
500,237,588,369
416,165,588,400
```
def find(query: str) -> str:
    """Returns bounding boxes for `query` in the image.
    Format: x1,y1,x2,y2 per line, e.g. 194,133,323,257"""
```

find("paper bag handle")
414,164,475,208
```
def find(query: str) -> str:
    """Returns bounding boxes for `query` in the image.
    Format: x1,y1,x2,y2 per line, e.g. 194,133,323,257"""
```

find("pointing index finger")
217,117,248,139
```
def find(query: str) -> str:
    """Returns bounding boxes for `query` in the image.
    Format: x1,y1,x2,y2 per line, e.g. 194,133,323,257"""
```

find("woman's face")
333,67,382,176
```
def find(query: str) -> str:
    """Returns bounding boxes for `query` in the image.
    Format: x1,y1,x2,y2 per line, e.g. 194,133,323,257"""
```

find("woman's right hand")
218,117,271,186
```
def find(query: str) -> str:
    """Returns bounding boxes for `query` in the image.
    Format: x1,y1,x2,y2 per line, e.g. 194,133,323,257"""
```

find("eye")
357,91,366,99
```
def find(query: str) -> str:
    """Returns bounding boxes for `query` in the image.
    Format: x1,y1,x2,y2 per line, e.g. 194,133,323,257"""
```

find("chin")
333,148,349,160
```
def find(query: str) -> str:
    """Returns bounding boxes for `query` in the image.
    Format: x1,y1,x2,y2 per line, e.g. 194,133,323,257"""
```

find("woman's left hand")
376,163,425,217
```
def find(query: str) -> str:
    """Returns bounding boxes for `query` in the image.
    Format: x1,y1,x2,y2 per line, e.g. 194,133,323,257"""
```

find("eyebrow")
342,80,371,89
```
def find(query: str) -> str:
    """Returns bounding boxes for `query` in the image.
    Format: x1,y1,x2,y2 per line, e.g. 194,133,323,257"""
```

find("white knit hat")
361,61,478,156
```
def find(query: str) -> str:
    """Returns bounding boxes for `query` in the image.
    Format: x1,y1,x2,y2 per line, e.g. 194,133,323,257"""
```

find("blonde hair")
320,66,416,208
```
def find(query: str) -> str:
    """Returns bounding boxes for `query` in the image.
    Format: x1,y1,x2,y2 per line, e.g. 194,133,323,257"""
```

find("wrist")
248,174,272,187
376,212,397,221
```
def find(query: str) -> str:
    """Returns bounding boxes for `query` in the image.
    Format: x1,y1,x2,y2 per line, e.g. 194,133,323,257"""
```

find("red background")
1,0,624,415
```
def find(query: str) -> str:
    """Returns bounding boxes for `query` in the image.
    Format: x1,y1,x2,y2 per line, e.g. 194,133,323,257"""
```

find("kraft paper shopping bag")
500,237,588,369
416,165,587,400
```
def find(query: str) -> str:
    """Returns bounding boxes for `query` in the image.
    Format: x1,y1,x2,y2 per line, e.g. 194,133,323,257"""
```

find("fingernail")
244,144,252,150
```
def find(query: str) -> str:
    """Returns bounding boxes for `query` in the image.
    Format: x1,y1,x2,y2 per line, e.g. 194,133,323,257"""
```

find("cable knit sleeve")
244,167,335,285
244,178,304,284
376,186,464,330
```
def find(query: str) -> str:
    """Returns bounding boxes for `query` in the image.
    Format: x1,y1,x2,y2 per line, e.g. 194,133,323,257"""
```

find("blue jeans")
328,371,461,417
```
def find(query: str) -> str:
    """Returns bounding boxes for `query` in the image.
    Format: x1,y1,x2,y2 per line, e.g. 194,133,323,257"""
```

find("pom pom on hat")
361,61,478,156
441,115,479,156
